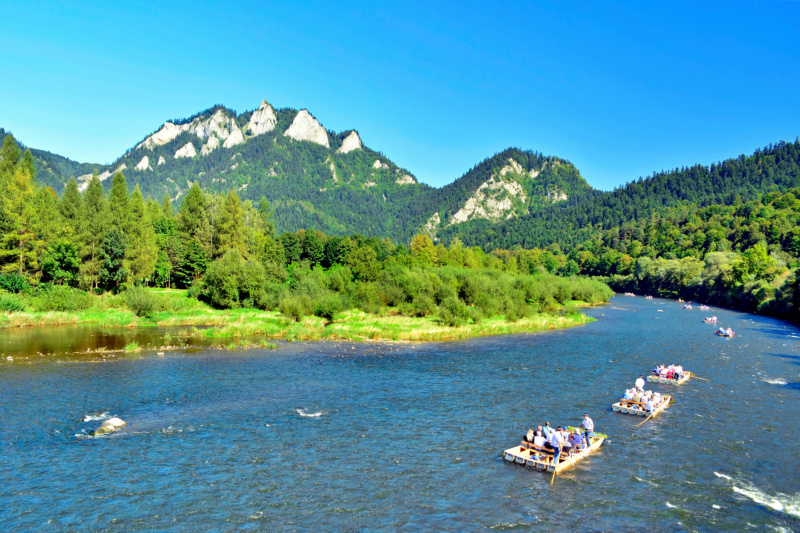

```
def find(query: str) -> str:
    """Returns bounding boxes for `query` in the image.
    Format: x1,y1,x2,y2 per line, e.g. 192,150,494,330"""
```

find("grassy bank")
0,289,598,342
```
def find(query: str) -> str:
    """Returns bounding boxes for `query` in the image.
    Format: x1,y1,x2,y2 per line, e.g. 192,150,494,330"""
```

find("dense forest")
0,133,612,325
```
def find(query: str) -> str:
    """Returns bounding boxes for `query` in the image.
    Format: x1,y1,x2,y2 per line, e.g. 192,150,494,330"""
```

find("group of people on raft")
522,414,595,463
622,375,668,413
652,364,685,380
717,327,734,336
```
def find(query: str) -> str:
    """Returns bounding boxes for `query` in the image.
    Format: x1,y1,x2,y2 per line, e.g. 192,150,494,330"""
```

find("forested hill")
0,103,590,242
440,139,800,251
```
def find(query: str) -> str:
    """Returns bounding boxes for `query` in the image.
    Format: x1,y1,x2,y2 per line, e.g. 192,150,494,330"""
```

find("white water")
82,412,109,422
762,378,788,385
296,408,325,418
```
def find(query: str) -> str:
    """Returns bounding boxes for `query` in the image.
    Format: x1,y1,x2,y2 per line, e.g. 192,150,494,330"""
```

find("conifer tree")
161,193,174,219
214,190,246,257
128,186,158,284
108,172,130,234
177,181,212,253
79,174,109,289
0,133,21,183
60,178,82,236
0,165,42,276
34,186,65,244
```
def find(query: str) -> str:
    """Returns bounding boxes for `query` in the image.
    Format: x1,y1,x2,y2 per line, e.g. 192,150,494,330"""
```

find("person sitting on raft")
533,430,546,447
718,327,726,335
659,366,669,379
542,421,554,440
623,389,634,400
726,328,733,336
673,364,684,379
568,429,584,452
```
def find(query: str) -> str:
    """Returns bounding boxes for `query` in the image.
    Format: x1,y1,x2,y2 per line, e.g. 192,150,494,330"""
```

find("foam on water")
83,412,110,422
666,502,678,509
296,408,325,418
714,472,732,481
732,485,800,518
762,378,788,385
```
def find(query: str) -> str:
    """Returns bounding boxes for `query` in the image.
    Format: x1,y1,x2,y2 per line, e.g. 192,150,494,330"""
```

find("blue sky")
1,1,798,190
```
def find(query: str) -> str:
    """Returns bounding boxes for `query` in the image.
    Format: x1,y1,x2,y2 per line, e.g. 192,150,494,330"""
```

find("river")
1,297,799,530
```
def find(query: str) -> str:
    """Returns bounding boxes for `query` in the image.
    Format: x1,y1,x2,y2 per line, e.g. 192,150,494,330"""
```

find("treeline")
0,133,612,323
511,190,800,321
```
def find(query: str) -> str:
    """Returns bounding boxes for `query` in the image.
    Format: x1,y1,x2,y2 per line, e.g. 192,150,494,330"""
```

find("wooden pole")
691,376,710,382
550,455,558,485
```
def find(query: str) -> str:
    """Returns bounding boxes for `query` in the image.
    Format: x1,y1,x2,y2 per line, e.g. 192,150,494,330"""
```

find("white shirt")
549,431,563,448
533,435,546,447
646,399,655,411
580,417,594,432
635,378,645,389
675,365,683,374
623,390,633,400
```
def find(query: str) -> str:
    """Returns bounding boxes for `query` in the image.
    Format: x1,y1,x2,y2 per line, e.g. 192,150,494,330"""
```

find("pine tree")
108,172,130,234
34,186,65,244
0,165,43,276
60,178,82,236
128,186,158,284
79,174,109,289
177,181,212,253
214,190,246,257
161,193,174,219
0,133,21,183
99,227,128,293
258,196,275,238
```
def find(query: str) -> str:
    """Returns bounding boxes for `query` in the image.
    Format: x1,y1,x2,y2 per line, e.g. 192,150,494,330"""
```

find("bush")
201,250,270,309
125,287,156,319
411,294,437,317
314,292,343,322
0,291,27,312
279,295,306,322
29,285,94,312
438,296,470,327
0,273,30,294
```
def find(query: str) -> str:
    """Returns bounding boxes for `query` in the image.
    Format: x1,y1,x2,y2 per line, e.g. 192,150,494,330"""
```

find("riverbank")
0,291,597,342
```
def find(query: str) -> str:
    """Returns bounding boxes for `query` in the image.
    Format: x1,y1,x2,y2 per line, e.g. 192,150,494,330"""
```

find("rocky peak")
284,110,329,148
246,99,277,136
337,131,362,153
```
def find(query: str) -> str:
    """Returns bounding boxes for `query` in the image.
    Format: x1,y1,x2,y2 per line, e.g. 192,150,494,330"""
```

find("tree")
127,186,158,284
302,231,324,266
258,196,275,238
42,240,81,285
173,239,208,288
99,228,128,293
0,165,42,277
161,193,174,219
79,174,109,290
214,190,246,257
280,232,302,265
177,182,212,254
347,246,379,281
107,172,130,233
60,178,82,236
411,234,437,265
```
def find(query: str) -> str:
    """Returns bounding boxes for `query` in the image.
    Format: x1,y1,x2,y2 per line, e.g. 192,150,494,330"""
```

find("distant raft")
716,331,735,337
503,434,605,473
612,395,672,417
647,372,692,385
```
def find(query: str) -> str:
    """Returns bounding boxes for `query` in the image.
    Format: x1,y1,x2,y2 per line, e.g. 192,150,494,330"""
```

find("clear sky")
1,1,798,190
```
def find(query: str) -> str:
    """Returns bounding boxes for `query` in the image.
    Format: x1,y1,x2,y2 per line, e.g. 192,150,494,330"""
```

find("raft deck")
647,372,691,385
612,395,672,417
503,435,605,473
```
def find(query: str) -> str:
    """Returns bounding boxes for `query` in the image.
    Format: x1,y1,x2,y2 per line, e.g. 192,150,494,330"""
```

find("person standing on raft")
635,375,645,391
580,413,594,447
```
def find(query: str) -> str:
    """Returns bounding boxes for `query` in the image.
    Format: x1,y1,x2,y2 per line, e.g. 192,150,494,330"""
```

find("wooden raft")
647,372,692,385
502,435,605,473
611,395,672,417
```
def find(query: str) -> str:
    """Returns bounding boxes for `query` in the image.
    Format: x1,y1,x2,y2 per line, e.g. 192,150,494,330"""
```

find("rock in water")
94,417,126,436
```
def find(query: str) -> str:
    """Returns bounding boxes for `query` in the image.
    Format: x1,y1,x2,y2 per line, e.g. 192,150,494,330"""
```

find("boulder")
94,417,126,436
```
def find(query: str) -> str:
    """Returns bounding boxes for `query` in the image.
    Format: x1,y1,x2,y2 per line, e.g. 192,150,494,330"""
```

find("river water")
1,297,799,531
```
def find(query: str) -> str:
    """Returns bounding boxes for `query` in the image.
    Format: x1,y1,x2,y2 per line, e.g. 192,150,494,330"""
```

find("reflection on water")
1,297,799,530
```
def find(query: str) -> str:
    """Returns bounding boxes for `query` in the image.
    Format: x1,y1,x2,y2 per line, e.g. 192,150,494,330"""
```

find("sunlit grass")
0,294,595,342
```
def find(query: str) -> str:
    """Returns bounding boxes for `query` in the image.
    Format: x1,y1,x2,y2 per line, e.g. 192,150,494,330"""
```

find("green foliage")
28,285,94,312
42,240,81,285
279,295,306,322
99,228,128,293
0,290,27,312
201,250,269,309
313,292,344,321
0,272,30,293
125,286,156,318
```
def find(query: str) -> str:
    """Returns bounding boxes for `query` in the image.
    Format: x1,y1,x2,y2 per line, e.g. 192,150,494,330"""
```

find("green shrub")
30,285,94,312
0,291,27,312
314,292,343,322
0,273,30,294
438,296,470,327
125,287,156,318
279,295,306,322
470,308,484,324
411,294,437,317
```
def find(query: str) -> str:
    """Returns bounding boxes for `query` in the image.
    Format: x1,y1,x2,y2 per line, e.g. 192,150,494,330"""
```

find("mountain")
1,100,590,242
440,139,800,251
